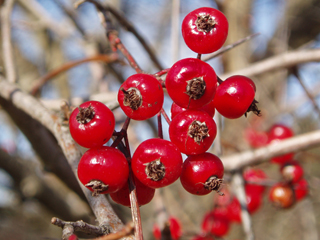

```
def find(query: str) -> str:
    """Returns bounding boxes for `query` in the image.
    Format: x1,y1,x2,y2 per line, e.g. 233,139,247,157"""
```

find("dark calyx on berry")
185,76,206,100
85,180,109,196
144,159,165,181
76,104,95,124
121,87,142,110
245,99,261,117
188,120,209,144
195,14,216,33
204,175,224,195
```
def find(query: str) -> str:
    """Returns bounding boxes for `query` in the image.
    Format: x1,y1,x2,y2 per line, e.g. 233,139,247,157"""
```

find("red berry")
245,187,263,214
213,75,256,119
269,183,295,208
171,99,215,119
180,152,224,195
118,73,164,120
131,138,183,188
166,58,217,109
169,216,182,240
77,146,129,195
69,101,115,148
153,224,161,240
280,161,304,183
293,178,308,201
244,128,268,148
267,124,294,164
68,234,78,240
201,210,230,237
191,235,215,240
169,110,217,155
109,176,155,207
182,7,228,54
243,168,267,194
226,197,242,223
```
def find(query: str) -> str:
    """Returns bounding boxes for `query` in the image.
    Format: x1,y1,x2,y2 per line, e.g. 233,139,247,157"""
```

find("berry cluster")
68,7,261,209
245,123,309,209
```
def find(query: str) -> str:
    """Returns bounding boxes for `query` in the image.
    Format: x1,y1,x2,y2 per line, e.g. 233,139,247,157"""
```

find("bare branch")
1,0,16,83
52,217,109,237
92,222,135,240
231,173,254,240
221,48,320,79
222,129,320,171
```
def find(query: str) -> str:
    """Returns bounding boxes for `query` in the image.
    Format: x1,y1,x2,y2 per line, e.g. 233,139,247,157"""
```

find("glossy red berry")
245,187,263,214
267,124,294,164
109,176,155,207
180,152,224,195
294,178,308,201
171,99,215,119
213,75,256,119
201,210,230,237
166,58,217,109
191,235,215,240
169,110,217,155
243,168,267,194
269,183,295,208
118,73,164,120
69,101,115,148
77,146,129,195
280,161,304,183
182,7,228,54
131,138,183,189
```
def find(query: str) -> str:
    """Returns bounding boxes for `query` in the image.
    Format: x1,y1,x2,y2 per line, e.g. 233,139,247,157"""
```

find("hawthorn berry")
109,176,155,207
166,58,217,109
182,7,228,54
169,110,217,155
69,101,115,148
77,146,129,195
244,127,268,148
118,73,164,120
243,168,267,194
169,216,182,240
294,178,308,201
170,99,215,119
269,183,295,209
213,75,257,119
280,161,304,183
201,210,230,237
267,124,294,164
180,152,224,195
131,138,183,189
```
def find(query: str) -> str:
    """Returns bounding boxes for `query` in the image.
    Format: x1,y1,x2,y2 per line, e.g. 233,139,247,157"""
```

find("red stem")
160,108,171,125
157,112,163,139
154,68,170,77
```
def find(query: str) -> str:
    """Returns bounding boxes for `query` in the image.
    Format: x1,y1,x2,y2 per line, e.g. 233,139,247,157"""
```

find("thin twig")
160,108,171,125
202,33,260,62
291,67,320,119
157,112,163,139
92,222,135,240
1,0,16,83
231,173,255,240
51,217,109,236
104,5,164,70
30,54,119,96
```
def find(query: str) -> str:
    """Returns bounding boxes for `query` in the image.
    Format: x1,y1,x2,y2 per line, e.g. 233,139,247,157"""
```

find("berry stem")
157,112,163,139
160,108,171,125
197,53,202,60
154,68,170,77
217,75,224,85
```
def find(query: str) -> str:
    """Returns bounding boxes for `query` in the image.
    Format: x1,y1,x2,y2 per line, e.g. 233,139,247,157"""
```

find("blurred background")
0,0,320,239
